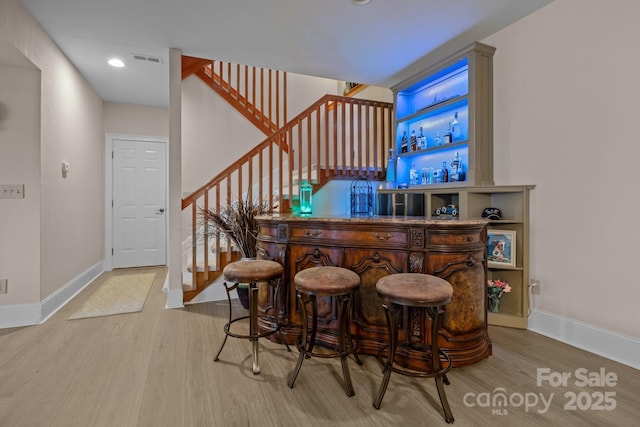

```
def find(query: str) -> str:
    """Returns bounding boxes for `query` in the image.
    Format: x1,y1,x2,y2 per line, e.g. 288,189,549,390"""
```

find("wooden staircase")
181,56,394,301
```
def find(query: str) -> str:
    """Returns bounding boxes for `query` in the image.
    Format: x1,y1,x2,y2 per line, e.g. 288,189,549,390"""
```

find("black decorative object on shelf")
350,177,373,217
482,207,502,220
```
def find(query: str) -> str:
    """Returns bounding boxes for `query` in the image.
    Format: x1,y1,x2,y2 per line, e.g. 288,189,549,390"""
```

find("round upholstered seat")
293,266,360,296
376,273,453,307
223,259,283,283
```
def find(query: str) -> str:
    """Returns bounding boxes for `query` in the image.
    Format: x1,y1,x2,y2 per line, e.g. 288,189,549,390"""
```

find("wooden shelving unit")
383,41,534,329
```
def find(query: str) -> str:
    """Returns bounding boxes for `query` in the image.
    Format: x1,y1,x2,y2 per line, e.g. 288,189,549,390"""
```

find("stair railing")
181,94,393,294
183,56,286,136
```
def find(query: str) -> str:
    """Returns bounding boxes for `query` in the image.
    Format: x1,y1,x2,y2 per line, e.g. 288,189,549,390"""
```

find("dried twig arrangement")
199,198,277,258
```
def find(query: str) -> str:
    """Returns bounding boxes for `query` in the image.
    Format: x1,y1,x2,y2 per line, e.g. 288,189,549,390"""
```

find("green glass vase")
488,295,501,313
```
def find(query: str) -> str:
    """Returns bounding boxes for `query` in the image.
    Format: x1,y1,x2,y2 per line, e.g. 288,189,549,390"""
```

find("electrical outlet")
0,184,25,199
530,279,540,295
0,279,7,294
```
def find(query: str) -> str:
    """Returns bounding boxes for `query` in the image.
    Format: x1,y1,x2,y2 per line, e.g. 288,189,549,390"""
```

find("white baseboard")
0,261,103,329
0,302,42,329
528,309,639,370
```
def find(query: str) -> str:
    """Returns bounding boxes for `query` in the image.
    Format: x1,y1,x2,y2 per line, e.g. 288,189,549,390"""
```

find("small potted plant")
487,279,511,313
200,197,277,308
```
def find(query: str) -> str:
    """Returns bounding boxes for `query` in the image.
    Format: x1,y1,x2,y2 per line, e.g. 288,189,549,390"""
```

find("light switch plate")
0,184,25,199
0,279,7,294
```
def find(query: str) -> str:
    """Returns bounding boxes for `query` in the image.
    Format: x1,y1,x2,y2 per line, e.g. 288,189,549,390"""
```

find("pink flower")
487,279,511,296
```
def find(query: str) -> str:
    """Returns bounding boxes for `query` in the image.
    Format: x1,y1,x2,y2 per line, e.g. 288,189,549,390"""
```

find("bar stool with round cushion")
214,259,290,375
287,266,362,397
373,273,455,423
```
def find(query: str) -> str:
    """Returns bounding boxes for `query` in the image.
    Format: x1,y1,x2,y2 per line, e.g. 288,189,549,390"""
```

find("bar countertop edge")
256,213,489,226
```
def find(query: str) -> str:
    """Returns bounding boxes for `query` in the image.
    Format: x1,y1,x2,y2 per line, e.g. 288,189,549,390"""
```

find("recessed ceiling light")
352,0,371,5
108,58,125,68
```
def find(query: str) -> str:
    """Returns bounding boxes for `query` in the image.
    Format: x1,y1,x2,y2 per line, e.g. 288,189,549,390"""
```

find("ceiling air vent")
131,53,163,64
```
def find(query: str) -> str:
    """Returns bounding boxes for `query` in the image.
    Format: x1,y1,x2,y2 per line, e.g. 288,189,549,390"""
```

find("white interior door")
112,138,167,268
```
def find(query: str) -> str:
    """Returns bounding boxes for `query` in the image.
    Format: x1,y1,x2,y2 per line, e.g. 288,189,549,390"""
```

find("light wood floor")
1,267,638,427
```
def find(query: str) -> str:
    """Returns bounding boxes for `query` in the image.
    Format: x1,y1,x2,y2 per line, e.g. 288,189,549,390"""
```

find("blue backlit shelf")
390,42,496,188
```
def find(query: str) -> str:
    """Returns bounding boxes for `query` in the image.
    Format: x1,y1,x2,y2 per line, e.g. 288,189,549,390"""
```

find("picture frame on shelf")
487,229,516,268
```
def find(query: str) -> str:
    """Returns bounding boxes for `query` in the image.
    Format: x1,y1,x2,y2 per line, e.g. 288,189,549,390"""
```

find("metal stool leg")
337,294,355,397
249,283,260,374
431,305,454,423
288,292,311,388
214,281,235,362
273,279,291,352
345,293,362,366
373,303,399,409
307,294,318,357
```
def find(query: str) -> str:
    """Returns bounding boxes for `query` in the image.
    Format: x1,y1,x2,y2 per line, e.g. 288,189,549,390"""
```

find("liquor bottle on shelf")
450,151,460,183
434,131,442,147
410,130,417,151
441,161,449,183
385,148,396,188
417,127,426,150
456,152,466,182
444,122,453,144
409,163,418,186
451,112,462,141
401,131,408,153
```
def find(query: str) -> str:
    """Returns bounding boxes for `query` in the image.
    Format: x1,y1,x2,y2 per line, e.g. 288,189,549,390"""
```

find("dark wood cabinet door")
427,249,490,366
344,249,406,354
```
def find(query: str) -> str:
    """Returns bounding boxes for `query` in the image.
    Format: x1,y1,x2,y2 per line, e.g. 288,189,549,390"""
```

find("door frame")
104,133,169,271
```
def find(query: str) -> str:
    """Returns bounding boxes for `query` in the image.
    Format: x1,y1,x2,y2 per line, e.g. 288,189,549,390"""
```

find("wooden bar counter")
255,214,492,369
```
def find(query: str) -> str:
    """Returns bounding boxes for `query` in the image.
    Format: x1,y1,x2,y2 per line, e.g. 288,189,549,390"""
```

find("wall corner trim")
164,278,184,309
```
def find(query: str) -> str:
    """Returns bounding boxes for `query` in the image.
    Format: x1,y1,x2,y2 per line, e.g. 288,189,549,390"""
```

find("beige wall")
103,102,168,137
0,62,40,305
348,84,393,103
484,0,640,340
181,76,265,194
0,0,104,304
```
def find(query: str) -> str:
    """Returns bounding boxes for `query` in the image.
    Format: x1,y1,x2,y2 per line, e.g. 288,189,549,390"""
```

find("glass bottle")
441,161,449,183
434,131,441,147
451,112,462,141
299,180,313,215
400,131,408,153
385,148,396,188
410,130,417,151
456,153,465,182
444,122,452,144
450,151,460,183
409,163,418,186
417,127,426,150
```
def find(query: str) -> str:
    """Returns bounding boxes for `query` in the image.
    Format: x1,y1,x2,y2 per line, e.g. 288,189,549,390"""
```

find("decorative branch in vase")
200,197,277,309
199,197,277,259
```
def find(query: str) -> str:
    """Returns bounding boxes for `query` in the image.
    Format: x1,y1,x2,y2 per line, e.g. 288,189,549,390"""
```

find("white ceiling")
19,0,553,108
